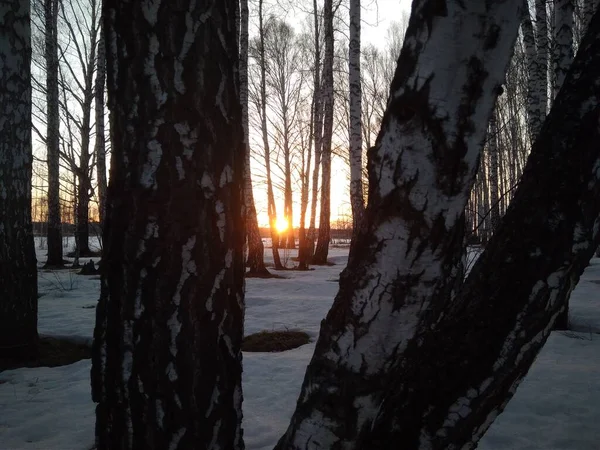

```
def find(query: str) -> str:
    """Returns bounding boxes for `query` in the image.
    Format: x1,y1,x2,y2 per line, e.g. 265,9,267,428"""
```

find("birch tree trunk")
521,3,540,145
45,0,63,267
275,0,523,446
552,0,574,97
0,0,38,358
91,1,245,448
312,0,333,265
95,25,107,230
307,0,322,261
349,0,365,244
240,0,268,276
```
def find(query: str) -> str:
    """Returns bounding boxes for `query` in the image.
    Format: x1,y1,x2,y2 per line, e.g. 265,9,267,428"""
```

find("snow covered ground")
0,240,599,449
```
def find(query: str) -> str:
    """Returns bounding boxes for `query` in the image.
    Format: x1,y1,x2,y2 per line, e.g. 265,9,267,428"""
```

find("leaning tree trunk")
312,0,333,265
0,0,38,359
349,0,365,248
91,1,245,448
367,12,600,445
45,0,63,268
240,0,268,276
95,25,107,231
275,0,523,447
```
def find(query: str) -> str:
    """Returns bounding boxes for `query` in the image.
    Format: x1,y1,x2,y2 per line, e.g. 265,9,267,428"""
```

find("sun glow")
275,217,289,234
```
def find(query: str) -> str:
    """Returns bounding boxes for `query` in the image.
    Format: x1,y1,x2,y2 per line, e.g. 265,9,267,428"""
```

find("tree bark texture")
275,0,523,447
91,1,245,448
45,0,63,267
0,0,38,358
313,0,333,265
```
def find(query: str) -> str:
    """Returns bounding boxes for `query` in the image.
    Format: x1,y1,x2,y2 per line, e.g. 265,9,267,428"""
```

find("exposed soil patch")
242,330,310,352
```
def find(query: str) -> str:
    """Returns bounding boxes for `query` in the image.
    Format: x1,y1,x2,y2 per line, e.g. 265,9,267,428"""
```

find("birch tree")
0,0,38,358
348,0,365,241
91,1,245,448
306,0,323,261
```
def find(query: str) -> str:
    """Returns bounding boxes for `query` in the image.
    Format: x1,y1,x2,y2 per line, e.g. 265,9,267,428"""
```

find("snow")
1,240,599,449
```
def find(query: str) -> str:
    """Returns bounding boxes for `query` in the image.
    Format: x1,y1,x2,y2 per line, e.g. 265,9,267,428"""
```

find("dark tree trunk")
91,1,245,448
45,0,63,268
95,25,107,231
0,0,38,359
240,0,268,276
312,0,333,265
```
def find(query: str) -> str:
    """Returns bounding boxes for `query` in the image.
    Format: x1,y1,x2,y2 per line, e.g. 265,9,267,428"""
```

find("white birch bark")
349,0,365,239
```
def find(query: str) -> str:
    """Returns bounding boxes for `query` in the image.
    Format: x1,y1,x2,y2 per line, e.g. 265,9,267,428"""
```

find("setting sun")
275,217,289,234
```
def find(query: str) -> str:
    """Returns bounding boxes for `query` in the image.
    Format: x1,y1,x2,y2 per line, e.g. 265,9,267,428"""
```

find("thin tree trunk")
95,24,107,232
240,0,268,276
257,0,283,270
275,0,523,446
0,0,38,359
489,108,500,232
307,0,322,261
313,0,333,265
45,0,63,267
521,2,540,145
297,105,313,270
349,0,365,248
91,1,245,448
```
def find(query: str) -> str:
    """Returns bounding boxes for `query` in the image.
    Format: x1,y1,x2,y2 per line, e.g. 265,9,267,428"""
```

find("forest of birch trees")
2,0,600,448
